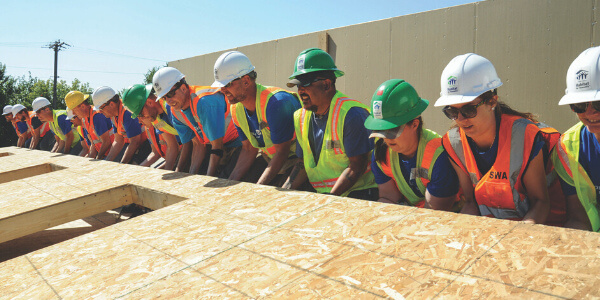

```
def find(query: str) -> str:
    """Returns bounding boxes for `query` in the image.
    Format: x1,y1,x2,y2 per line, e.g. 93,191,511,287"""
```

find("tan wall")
170,0,597,134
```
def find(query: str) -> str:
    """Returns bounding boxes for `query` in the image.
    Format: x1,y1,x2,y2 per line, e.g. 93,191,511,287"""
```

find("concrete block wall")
170,0,598,134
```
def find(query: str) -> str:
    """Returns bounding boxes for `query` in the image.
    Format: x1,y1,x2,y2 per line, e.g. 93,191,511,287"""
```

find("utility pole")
44,40,70,108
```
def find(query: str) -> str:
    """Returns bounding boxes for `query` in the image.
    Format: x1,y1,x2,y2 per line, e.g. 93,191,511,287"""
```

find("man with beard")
284,48,377,200
213,51,302,185
152,67,240,176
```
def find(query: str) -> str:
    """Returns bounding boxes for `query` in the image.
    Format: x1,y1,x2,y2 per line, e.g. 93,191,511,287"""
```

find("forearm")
140,151,159,167
105,138,124,162
229,146,258,181
189,141,207,174
522,199,550,224
257,145,290,185
63,133,74,154
56,140,65,153
97,137,111,160
176,142,192,173
30,133,40,149
206,139,224,177
282,159,308,190
330,154,369,196
121,137,141,164
79,142,89,157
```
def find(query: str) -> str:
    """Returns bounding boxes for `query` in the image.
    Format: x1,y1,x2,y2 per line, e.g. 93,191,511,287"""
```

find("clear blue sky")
0,0,477,93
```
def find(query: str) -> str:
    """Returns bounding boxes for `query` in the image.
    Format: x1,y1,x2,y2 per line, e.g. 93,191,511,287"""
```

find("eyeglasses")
35,106,49,115
442,99,488,120
224,77,241,88
299,78,327,87
98,102,110,111
569,101,600,114
163,82,183,99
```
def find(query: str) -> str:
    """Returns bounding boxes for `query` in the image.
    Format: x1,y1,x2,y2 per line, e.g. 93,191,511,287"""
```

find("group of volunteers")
4,46,600,232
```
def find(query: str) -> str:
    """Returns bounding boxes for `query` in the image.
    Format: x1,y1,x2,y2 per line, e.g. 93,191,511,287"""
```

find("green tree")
143,64,167,85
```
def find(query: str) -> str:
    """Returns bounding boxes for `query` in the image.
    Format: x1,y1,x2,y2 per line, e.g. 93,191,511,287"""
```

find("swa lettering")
489,171,508,180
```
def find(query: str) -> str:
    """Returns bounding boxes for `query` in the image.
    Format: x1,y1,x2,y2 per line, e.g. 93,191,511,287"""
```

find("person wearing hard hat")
65,91,114,159
92,86,151,164
12,104,53,151
66,108,91,157
122,84,184,170
152,67,241,176
10,104,33,148
212,51,302,185
33,97,83,155
284,48,377,199
3,105,22,146
364,79,461,210
436,53,566,226
551,46,600,232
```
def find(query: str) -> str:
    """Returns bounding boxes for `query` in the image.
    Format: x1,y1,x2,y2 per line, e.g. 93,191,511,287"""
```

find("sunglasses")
569,101,600,114
298,77,327,87
98,102,110,111
224,77,241,88
443,99,488,120
164,81,183,99
373,125,405,140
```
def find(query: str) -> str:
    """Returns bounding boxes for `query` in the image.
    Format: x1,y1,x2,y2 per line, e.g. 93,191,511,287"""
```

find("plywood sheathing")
0,147,599,299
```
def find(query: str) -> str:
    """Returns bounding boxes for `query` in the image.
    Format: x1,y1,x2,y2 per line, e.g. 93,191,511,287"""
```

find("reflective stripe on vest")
231,84,300,158
188,85,238,144
49,110,80,147
377,129,444,206
84,107,114,152
294,90,376,195
152,99,179,136
111,103,147,144
443,115,536,220
146,126,167,158
552,122,600,231
171,106,207,144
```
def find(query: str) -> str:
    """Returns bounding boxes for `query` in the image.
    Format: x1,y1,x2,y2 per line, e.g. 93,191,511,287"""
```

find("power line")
70,46,167,62
7,65,144,75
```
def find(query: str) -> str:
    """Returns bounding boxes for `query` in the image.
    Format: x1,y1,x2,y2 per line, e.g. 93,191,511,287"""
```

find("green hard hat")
122,84,153,118
364,79,429,130
289,48,344,80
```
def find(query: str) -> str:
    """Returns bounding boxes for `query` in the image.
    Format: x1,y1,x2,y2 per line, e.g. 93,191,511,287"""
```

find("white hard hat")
65,108,74,120
211,51,256,87
11,104,26,117
559,46,600,105
434,53,503,107
152,67,185,99
92,86,118,110
32,97,51,112
2,105,13,116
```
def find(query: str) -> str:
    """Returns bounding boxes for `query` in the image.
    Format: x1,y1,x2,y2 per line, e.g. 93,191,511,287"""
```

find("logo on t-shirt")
253,129,262,139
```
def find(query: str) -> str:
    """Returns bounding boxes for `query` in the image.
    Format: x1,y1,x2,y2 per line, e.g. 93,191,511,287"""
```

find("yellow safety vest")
48,109,80,148
552,122,600,231
294,90,376,195
231,84,300,158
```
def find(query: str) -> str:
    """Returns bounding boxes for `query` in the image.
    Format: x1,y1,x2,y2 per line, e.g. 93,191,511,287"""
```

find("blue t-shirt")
81,127,91,147
92,113,112,137
371,149,459,198
171,93,241,148
559,126,600,200
296,107,373,163
236,91,301,147
56,114,73,136
16,121,28,134
112,109,142,139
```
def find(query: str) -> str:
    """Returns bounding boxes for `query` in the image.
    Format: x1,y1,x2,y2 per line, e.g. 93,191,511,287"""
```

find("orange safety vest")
443,114,566,224
145,126,168,158
111,102,147,144
170,85,238,145
25,112,50,138
76,126,91,148
83,107,114,154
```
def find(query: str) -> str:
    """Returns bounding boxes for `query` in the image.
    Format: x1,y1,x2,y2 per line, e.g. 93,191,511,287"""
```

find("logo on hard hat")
214,69,219,80
576,70,590,90
447,76,458,93
154,82,162,93
373,101,383,119
297,55,306,71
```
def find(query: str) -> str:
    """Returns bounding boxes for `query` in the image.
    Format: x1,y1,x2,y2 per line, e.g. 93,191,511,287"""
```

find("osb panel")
0,147,598,298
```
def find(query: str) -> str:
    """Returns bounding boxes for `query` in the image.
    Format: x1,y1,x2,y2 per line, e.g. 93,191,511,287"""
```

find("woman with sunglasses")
364,79,461,210
552,46,600,231
436,53,566,225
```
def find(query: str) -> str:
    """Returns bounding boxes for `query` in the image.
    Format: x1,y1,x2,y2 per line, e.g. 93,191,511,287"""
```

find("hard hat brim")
364,98,429,130
289,69,344,80
434,94,479,107
211,80,226,88
558,90,600,105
